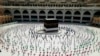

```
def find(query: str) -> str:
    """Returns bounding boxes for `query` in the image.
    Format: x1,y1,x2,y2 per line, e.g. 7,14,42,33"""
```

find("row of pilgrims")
0,24,100,56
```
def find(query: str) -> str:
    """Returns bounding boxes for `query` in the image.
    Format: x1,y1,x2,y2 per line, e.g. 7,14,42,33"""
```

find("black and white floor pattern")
0,23,100,56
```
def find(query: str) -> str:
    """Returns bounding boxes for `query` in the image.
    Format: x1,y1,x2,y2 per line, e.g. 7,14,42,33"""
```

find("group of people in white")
0,23,100,56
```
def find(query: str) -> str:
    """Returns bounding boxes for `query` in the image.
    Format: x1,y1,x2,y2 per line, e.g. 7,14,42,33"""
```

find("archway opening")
39,10,46,22
40,10,45,14
92,11,100,25
14,10,22,22
65,11,72,22
4,10,12,22
73,11,81,23
23,10,28,14
31,10,37,14
94,11,100,17
14,10,20,14
84,11,91,15
74,11,80,15
48,10,54,18
4,10,11,15
23,10,29,22
48,10,54,14
31,10,37,22
82,11,91,24
56,11,63,22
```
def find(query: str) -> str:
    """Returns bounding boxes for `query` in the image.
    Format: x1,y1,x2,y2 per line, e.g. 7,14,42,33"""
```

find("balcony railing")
2,3,100,7
2,1,100,7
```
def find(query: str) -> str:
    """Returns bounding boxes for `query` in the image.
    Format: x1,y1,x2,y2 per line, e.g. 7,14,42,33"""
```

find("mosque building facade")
1,0,100,24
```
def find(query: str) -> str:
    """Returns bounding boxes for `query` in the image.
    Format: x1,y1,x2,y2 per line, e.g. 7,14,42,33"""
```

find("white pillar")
37,10,39,22
80,10,83,23
54,10,57,19
63,10,65,22
71,10,74,23
45,10,48,18
11,10,14,21
29,10,31,22
21,10,23,22
90,10,94,23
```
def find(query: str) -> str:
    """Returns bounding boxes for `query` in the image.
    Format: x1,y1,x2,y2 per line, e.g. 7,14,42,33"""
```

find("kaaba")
44,18,58,32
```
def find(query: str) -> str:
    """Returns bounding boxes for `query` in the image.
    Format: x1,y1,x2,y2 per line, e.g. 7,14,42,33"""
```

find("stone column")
54,9,57,19
29,10,31,22
37,10,39,22
45,10,48,19
90,10,94,23
63,9,65,22
11,10,14,22
71,10,74,23
80,10,83,23
20,10,23,22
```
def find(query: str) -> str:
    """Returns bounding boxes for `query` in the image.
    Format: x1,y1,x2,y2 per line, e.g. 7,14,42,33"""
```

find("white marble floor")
0,23,100,56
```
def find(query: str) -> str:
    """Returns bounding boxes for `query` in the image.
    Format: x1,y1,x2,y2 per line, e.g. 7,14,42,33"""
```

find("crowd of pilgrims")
0,23,100,56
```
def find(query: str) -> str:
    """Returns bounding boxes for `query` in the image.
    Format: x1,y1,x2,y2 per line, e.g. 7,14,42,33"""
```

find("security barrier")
0,15,12,24
92,17,100,25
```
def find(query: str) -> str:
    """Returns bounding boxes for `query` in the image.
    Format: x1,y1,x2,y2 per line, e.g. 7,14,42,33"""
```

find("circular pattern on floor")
0,23,100,56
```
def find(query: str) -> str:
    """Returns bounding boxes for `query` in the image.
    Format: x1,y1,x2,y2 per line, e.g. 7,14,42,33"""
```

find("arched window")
31,10,37,14
23,10,28,14
82,11,91,23
84,11,91,15
64,11,72,22
4,10,11,15
40,10,45,14
94,11,100,17
14,10,20,14
73,11,81,23
48,10,54,18
56,11,63,22
14,10,21,22
48,10,54,14
56,11,63,14
39,10,46,22
22,10,29,22
65,11,71,15
74,11,80,15
31,10,37,22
